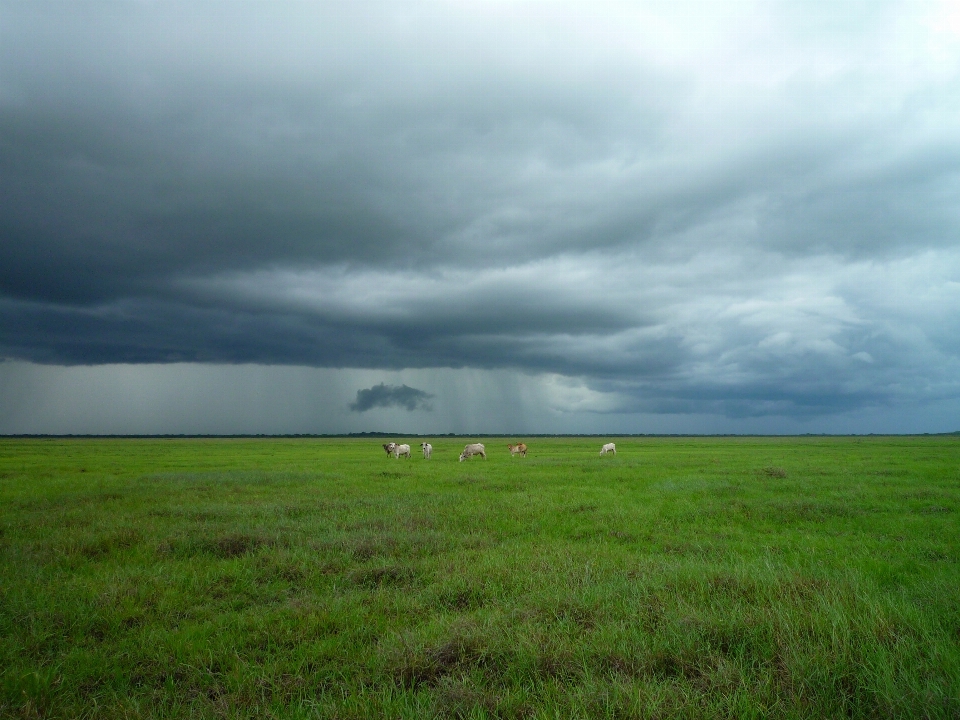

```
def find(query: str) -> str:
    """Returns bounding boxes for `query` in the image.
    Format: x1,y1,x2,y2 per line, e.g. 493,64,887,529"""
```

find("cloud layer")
1,1,959,428
350,383,434,413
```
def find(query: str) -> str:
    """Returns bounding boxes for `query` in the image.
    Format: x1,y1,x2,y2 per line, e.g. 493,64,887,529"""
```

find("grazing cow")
382,442,397,457
395,443,411,459
421,442,433,459
600,442,616,456
459,443,486,462
507,443,527,458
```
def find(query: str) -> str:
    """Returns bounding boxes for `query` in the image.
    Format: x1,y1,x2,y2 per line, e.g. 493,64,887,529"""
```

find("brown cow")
507,443,527,458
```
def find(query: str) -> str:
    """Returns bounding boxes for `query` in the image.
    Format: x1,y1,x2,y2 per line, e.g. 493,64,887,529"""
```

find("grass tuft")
348,564,416,588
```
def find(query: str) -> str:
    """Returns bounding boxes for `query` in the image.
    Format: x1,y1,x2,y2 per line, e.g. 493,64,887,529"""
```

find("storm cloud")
1,1,959,431
350,383,434,413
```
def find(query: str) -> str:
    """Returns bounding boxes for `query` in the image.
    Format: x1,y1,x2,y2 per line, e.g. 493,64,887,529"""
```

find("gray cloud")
350,383,434,413
1,1,959,427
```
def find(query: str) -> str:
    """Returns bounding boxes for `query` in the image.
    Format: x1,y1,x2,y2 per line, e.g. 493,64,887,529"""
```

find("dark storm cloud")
350,383,434,413
1,1,959,421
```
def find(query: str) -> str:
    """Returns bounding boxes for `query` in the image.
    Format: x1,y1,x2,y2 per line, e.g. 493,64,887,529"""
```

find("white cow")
600,442,616,456
394,443,411,459
459,443,486,462
382,442,397,457
421,442,433,459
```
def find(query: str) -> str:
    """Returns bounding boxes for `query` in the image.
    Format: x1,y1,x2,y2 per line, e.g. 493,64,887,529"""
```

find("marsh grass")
1,436,959,718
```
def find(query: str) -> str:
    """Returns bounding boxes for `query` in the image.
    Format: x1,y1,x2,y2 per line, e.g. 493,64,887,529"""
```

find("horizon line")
2,432,958,439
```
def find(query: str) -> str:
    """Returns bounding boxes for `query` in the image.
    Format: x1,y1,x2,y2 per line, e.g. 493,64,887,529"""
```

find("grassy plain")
1,436,959,718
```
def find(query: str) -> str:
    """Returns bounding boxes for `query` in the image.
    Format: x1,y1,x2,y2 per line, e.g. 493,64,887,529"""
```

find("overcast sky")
2,1,959,435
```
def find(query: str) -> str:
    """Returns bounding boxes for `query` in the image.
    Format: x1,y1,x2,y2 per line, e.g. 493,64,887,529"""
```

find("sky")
1,1,959,435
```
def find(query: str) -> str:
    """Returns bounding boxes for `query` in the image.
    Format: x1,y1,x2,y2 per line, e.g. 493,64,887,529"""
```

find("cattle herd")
380,441,616,460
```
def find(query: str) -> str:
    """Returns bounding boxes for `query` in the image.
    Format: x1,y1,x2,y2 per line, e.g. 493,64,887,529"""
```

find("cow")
382,442,397,457
600,442,616,456
459,443,486,462
507,443,527,457
395,443,411,459
421,442,433,459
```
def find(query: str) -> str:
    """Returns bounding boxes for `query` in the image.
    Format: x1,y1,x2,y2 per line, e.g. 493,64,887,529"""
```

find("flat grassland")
1,436,958,718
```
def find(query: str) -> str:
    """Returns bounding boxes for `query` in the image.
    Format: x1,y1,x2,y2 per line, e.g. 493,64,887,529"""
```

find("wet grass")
1,436,959,718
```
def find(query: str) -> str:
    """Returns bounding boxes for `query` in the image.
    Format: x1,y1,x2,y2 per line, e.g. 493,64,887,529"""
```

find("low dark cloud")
1,2,958,427
350,383,434,413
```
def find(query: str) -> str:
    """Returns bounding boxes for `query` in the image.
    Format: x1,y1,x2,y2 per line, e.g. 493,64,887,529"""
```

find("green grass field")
1,436,959,718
